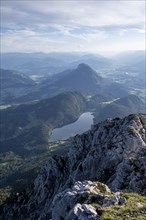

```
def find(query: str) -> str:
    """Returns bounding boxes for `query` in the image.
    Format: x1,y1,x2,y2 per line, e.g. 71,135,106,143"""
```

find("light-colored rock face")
69,114,146,194
51,180,126,220
66,203,98,220
1,114,146,220
51,181,101,220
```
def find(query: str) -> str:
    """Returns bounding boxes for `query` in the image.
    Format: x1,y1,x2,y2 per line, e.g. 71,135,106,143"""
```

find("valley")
0,51,145,217
1,0,146,218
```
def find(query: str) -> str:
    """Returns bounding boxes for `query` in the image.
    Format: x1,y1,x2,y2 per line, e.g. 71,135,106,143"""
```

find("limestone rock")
67,203,98,220
52,180,126,220
1,114,146,220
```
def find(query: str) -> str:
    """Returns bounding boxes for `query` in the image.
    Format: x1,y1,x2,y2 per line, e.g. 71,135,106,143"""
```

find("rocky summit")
1,114,146,220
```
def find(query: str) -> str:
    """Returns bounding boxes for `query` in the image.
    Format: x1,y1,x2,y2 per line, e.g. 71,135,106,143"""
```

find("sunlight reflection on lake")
51,112,93,141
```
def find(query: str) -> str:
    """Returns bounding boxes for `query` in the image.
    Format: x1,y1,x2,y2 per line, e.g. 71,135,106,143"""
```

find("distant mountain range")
0,69,35,89
0,69,36,104
0,63,130,104
1,50,145,104
0,51,145,215
113,50,145,67
50,63,104,93
113,50,145,77
66,54,112,70
1,52,112,75
1,51,145,76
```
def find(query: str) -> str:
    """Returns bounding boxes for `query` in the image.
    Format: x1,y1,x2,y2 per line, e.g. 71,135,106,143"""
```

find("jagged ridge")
1,114,146,219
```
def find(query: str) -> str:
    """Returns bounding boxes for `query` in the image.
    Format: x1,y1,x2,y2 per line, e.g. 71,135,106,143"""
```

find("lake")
50,112,94,141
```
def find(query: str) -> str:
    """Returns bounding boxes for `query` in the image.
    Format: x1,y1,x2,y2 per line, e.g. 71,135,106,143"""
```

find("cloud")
1,1,145,29
1,28,66,52
1,0,145,53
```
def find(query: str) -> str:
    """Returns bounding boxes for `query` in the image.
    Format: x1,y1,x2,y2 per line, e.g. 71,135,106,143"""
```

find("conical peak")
77,63,93,71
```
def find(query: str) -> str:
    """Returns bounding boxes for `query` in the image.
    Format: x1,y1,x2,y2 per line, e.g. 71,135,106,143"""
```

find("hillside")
1,114,146,219
16,57,68,75
95,95,145,123
53,63,104,93
2,93,143,155
0,69,34,89
7,63,105,103
0,91,87,155
1,63,130,104
33,63,128,101
0,69,35,104
0,91,89,204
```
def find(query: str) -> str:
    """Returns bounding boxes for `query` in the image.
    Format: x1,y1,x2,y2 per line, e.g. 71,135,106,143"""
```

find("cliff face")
1,114,146,220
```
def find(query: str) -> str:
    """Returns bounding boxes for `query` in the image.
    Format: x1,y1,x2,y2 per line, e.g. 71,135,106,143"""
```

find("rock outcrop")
1,114,146,219
51,180,126,220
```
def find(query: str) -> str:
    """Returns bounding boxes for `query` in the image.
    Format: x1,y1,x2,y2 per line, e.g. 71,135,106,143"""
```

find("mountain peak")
53,63,103,94
77,63,94,71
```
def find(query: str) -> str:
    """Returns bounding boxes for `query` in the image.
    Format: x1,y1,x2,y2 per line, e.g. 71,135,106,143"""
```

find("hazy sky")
1,0,145,55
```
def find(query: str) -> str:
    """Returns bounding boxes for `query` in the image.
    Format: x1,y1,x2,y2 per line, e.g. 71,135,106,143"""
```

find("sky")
1,0,145,55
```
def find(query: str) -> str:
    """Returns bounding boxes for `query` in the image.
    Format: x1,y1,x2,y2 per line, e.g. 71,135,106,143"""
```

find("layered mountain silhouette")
0,51,145,219
17,63,128,103
1,52,112,75
113,50,145,67
0,69,35,104
0,69,34,89
114,50,145,78
95,94,145,123
52,63,104,93
66,54,112,70
1,63,130,104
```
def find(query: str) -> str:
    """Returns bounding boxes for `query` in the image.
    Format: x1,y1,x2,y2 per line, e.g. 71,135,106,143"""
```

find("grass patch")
99,192,146,220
